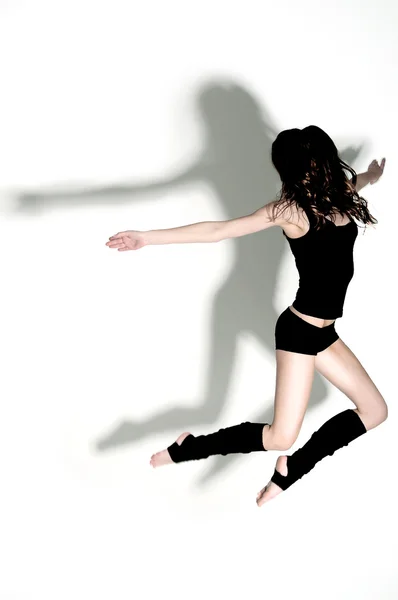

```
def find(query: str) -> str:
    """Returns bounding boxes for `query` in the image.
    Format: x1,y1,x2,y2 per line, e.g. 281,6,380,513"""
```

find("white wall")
0,1,397,599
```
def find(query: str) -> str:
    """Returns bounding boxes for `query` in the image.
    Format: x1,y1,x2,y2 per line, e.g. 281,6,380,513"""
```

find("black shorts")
275,307,339,356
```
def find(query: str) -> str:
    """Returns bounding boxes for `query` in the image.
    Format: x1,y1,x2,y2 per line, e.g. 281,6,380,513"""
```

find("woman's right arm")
106,221,222,251
144,221,222,245
106,201,285,250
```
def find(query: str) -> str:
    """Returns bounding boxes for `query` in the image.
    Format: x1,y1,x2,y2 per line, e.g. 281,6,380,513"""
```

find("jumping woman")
106,125,387,507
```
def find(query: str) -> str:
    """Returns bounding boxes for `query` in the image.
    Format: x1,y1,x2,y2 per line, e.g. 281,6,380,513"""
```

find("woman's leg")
262,349,315,449
150,349,315,467
257,337,388,505
314,337,388,430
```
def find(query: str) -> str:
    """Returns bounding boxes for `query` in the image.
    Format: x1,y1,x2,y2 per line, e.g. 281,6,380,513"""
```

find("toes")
256,486,267,503
257,490,269,506
256,495,265,506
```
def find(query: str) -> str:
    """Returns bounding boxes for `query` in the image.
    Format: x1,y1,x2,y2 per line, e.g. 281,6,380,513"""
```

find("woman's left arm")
352,158,386,192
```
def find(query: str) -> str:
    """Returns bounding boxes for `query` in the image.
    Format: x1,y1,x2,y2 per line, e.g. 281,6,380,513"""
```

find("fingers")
106,232,134,250
368,157,386,184
106,231,131,249
109,232,126,240
106,238,134,251
106,240,127,248
371,157,386,170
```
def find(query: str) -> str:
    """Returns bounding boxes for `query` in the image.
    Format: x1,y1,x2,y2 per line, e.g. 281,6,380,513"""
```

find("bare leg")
151,348,315,467
261,349,315,449
314,338,387,430
257,338,388,506
255,349,315,502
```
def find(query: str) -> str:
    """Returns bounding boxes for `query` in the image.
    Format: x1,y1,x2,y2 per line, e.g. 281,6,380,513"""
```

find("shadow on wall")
14,79,364,487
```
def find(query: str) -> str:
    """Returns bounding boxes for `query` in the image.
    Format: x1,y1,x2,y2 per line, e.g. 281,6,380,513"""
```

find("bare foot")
150,432,191,468
256,455,288,507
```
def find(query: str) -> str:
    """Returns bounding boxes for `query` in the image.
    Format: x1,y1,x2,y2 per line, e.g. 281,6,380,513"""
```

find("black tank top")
283,210,358,319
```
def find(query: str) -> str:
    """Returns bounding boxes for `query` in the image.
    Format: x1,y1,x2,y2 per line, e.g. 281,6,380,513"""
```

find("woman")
106,126,386,507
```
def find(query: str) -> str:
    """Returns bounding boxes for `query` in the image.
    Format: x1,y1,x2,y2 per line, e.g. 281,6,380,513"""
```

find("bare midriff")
289,305,336,328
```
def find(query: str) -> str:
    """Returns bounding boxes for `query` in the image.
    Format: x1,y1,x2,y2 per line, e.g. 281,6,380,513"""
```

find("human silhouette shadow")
15,80,364,487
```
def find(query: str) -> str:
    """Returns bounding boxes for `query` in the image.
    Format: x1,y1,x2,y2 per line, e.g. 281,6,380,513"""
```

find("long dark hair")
270,125,377,229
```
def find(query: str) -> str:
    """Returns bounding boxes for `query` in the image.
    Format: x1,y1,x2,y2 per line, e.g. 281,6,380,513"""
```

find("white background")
0,1,397,599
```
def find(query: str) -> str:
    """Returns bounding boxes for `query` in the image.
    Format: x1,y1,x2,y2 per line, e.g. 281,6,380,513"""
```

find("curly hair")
270,125,377,230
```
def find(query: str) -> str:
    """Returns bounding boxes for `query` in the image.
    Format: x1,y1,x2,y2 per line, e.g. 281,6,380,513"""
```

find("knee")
360,398,388,430
374,399,389,426
267,427,299,451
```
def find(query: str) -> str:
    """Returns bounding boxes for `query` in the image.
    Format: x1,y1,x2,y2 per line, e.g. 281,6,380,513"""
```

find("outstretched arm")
352,158,386,192
107,201,284,250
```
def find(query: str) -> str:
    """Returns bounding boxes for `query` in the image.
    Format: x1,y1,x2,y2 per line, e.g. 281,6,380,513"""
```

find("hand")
106,230,147,251
367,158,386,185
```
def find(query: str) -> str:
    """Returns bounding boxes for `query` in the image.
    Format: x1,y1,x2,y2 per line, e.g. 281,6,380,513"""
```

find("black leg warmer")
271,409,367,491
167,421,267,463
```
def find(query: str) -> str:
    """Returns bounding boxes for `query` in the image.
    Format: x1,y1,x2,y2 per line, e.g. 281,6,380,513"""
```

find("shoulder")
256,200,299,225
269,200,309,234
249,200,308,236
